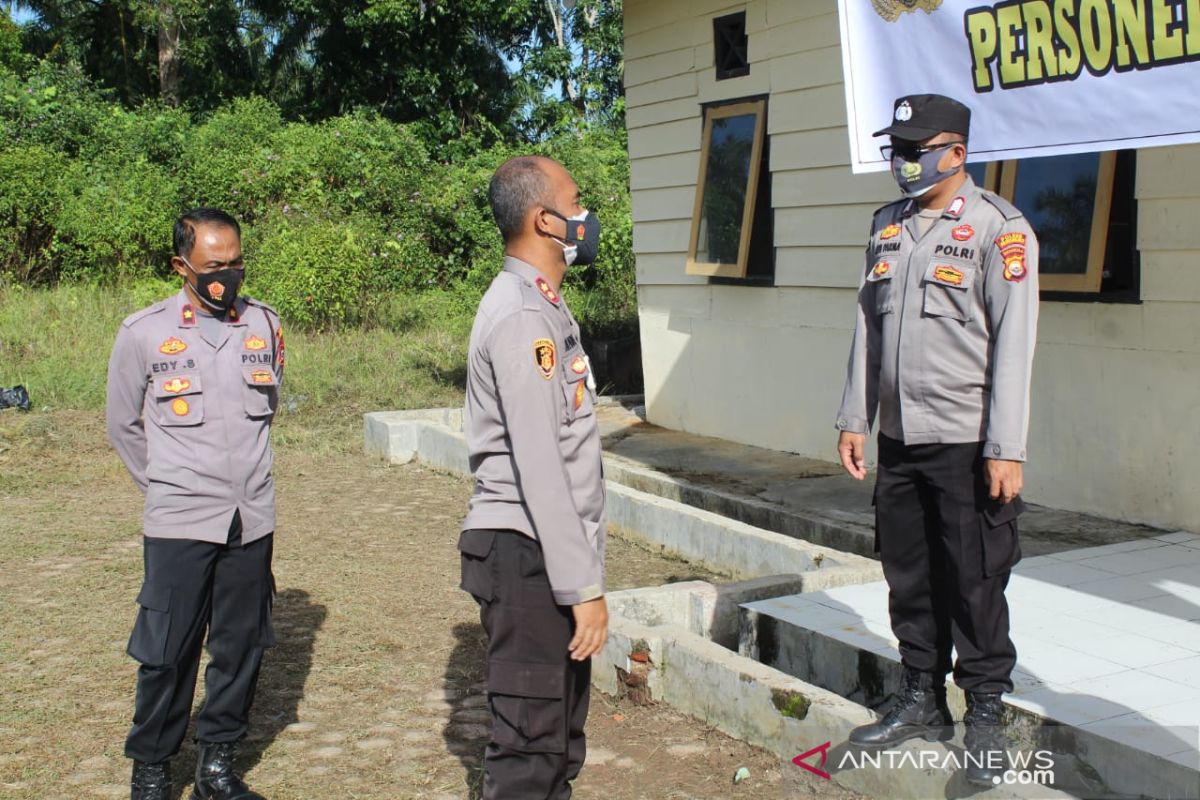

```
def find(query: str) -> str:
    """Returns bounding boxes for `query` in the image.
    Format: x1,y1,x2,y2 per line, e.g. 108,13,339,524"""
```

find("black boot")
849,666,953,748
963,691,1007,787
131,760,172,800
191,741,265,800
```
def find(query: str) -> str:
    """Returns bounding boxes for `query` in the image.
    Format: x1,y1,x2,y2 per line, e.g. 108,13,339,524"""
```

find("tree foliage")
10,0,625,139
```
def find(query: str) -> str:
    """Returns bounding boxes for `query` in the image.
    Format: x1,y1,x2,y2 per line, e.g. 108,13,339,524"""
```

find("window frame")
686,98,768,279
971,152,1134,300
996,151,1118,294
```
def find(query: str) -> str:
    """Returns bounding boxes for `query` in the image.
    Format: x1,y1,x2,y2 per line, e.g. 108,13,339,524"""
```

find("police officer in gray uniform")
835,95,1039,786
459,156,608,799
107,208,282,800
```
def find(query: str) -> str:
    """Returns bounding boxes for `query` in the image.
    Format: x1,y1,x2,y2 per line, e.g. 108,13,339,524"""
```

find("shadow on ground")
443,621,489,800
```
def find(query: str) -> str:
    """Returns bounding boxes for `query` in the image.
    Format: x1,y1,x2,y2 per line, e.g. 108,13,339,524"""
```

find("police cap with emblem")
873,94,971,141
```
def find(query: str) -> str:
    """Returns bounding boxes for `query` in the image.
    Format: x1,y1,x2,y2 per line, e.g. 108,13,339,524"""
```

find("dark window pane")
697,113,758,265
1012,153,1100,275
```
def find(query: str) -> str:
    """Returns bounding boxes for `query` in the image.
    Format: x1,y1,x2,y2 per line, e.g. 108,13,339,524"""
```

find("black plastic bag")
0,385,31,411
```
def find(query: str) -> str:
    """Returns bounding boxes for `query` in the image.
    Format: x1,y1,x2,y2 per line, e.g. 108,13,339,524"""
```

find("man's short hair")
488,157,552,242
173,208,241,258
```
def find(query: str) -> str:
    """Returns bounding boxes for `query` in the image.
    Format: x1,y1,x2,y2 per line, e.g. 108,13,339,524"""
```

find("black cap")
873,94,971,141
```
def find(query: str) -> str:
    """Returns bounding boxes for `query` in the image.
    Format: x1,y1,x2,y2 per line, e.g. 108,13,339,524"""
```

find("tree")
518,0,624,136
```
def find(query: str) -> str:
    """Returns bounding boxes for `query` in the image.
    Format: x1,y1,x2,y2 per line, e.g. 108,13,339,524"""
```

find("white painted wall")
626,0,1200,530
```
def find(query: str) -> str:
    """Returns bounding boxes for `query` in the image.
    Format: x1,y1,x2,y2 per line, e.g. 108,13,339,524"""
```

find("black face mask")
181,256,243,312
545,208,601,267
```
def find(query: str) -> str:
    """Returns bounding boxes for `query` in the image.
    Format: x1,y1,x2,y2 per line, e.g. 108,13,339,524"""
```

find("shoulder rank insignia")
946,196,967,218
244,334,267,351
535,277,561,306
181,304,196,326
533,338,556,380
159,337,188,355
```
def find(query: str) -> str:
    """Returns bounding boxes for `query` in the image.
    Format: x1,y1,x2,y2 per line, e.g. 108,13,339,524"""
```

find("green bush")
51,156,180,281
0,66,638,336
244,211,388,329
0,145,73,282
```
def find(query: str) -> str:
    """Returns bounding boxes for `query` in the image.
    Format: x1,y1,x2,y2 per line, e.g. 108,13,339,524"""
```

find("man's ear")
170,256,188,279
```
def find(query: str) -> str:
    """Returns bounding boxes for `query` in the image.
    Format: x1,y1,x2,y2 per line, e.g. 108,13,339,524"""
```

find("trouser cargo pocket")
127,582,172,667
488,660,566,754
459,530,497,602
981,497,1025,578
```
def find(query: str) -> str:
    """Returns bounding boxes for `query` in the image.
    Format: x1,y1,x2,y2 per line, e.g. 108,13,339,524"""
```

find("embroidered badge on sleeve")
533,338,557,380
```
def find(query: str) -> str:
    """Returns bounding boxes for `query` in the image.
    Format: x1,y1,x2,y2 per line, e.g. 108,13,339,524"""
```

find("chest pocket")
866,265,896,315
153,373,203,426
561,352,595,424
922,260,977,322
242,366,278,418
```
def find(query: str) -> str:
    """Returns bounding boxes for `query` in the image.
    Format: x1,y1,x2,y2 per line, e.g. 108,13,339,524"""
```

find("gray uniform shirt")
106,289,284,544
836,176,1039,461
461,257,606,606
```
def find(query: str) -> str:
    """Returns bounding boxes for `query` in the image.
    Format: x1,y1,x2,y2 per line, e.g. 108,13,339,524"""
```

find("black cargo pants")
875,435,1022,694
125,511,275,764
459,529,590,800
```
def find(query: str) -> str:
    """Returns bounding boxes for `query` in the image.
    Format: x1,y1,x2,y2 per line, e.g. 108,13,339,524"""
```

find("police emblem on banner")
871,0,943,23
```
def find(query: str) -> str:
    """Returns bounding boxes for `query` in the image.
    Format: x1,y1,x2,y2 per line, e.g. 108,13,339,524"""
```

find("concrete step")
739,585,1200,800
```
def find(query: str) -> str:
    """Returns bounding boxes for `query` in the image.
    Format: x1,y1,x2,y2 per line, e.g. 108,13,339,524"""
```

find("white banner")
837,0,1200,173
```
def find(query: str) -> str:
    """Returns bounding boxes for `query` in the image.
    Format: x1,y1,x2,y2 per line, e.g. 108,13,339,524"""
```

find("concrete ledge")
598,581,1076,799
602,456,877,558
364,410,883,586
741,603,1200,800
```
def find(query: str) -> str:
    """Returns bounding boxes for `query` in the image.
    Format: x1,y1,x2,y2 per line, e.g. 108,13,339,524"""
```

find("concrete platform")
594,401,1166,559
740,535,1200,798
364,402,1199,797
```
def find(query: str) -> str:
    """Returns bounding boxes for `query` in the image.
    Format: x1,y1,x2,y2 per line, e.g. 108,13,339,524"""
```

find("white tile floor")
742,534,1200,764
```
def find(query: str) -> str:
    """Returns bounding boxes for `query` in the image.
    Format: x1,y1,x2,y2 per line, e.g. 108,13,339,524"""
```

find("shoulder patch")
121,301,169,329
533,338,557,380
980,190,1025,221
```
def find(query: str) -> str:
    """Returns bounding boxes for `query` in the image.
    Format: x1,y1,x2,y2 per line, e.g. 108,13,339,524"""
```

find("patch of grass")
771,688,811,720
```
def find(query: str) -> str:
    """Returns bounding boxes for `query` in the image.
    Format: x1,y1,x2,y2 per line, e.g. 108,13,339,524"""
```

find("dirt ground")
0,410,859,800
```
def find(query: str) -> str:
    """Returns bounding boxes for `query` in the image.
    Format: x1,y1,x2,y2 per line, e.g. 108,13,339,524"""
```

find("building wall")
625,0,1200,530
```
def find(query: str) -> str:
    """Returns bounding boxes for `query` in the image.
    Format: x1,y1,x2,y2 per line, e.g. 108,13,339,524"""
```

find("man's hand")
569,596,608,661
986,459,1023,503
837,432,868,480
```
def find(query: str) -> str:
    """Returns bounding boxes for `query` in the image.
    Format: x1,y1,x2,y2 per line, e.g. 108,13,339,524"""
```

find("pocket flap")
244,366,277,388
488,660,565,698
153,373,202,398
924,261,976,290
135,582,171,612
866,261,895,283
983,496,1026,528
458,529,496,558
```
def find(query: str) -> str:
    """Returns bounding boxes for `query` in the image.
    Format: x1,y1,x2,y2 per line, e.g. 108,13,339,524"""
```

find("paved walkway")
595,401,1200,781
744,531,1200,773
